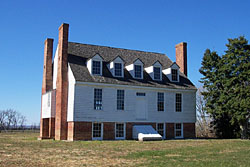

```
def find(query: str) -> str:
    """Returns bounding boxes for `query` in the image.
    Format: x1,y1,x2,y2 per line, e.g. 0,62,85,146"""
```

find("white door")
136,97,147,120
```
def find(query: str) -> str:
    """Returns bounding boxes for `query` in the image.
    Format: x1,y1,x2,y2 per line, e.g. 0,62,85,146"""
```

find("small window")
157,92,164,111
114,63,122,77
176,93,182,112
92,61,101,75
115,123,125,139
175,123,183,138
154,67,161,80
136,92,146,96
157,123,165,138
94,89,102,110
171,69,178,81
134,65,142,78
93,123,102,139
117,90,124,110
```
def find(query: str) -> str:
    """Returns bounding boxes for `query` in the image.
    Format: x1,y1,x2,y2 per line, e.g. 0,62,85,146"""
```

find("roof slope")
67,42,196,90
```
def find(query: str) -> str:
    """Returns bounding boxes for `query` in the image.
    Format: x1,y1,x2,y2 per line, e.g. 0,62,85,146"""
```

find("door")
136,97,147,120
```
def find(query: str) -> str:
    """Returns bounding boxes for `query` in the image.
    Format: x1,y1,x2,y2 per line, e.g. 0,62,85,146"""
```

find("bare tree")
196,87,213,138
0,109,26,131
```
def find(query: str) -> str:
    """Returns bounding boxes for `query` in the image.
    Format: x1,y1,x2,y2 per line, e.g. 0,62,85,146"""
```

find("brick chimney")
55,23,69,140
40,38,54,139
175,42,187,76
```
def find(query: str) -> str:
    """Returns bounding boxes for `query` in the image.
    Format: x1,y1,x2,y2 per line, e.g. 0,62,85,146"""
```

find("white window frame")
156,123,165,139
134,64,143,79
92,122,103,140
154,66,161,80
92,60,102,75
175,123,183,139
94,88,103,110
117,90,125,111
157,92,164,112
114,62,123,77
175,93,183,112
115,123,126,140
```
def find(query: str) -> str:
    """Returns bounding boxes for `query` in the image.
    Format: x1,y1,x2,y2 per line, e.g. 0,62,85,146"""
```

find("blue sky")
1,0,250,125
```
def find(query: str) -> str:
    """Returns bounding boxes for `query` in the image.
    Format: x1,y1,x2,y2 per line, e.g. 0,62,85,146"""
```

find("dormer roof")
67,42,196,90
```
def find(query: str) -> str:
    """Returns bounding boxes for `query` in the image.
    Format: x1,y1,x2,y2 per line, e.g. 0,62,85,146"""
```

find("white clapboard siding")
71,83,196,123
67,65,76,122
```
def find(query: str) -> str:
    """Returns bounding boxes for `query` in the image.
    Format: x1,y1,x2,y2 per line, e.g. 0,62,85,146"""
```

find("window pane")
154,67,160,80
92,61,101,75
117,90,124,110
116,123,124,138
114,63,122,76
175,93,182,112
157,123,164,137
93,123,102,138
136,92,146,96
134,65,142,78
158,92,164,111
94,89,102,110
171,69,178,81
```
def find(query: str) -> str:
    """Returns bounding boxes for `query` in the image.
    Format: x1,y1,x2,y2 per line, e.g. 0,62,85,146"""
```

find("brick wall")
103,122,115,140
183,123,195,138
166,123,175,139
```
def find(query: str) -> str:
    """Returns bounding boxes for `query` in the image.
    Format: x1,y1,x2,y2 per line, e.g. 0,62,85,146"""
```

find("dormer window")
114,63,122,77
92,61,101,75
154,67,161,80
134,65,142,78
171,69,178,81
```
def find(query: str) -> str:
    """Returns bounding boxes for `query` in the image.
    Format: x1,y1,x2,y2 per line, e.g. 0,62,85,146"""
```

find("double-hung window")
175,123,183,138
171,69,178,81
114,63,122,77
154,67,161,80
157,92,164,111
94,89,102,110
134,65,142,78
92,61,101,75
92,123,102,140
157,123,165,139
117,90,124,110
175,93,182,112
115,123,125,139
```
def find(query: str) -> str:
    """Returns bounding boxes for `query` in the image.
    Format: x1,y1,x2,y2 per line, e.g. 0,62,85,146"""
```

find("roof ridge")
68,41,166,56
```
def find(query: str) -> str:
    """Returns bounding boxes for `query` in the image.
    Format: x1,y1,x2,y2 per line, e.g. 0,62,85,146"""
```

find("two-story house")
39,23,196,141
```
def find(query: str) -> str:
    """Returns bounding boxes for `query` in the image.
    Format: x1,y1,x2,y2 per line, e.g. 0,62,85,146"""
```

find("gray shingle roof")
67,42,196,90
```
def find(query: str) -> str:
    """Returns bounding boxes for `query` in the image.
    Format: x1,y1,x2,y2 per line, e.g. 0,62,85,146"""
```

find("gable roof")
67,42,196,90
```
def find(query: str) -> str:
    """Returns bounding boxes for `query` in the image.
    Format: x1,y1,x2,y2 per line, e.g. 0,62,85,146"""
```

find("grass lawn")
0,132,249,167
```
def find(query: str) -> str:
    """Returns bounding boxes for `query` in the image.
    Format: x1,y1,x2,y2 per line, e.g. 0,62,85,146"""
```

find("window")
136,92,146,96
92,61,101,75
157,123,165,139
94,89,102,110
176,93,182,112
114,63,122,77
115,123,125,139
134,65,142,78
93,123,102,139
154,67,161,80
157,92,164,111
175,123,183,138
117,90,124,110
171,69,178,81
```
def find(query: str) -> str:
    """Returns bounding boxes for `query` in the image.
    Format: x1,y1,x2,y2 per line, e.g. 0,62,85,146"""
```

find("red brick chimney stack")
40,38,54,139
55,23,69,140
175,42,187,76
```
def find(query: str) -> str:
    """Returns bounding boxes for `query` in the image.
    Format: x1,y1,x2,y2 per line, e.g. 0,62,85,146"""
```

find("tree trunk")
240,121,248,139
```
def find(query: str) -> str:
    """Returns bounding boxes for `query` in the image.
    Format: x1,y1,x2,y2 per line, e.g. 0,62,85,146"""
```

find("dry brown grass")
0,132,249,167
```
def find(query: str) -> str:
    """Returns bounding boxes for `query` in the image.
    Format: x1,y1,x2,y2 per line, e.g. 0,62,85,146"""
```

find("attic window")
171,69,178,81
154,67,161,80
134,65,142,78
114,63,122,77
92,61,101,75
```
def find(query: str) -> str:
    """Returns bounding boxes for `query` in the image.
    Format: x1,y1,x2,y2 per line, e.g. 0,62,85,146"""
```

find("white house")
39,23,196,141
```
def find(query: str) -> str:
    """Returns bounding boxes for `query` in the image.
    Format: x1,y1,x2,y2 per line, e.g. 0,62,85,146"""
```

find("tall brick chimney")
40,38,54,139
55,23,69,140
175,42,187,76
